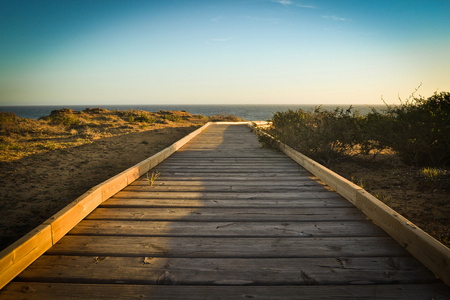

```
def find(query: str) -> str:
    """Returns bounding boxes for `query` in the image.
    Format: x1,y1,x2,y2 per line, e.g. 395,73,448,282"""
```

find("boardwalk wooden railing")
0,122,212,290
0,122,449,299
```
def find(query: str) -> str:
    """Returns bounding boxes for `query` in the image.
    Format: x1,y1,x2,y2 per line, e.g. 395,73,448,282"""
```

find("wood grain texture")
111,191,341,200
16,256,434,285
45,236,408,257
100,198,354,208
0,225,52,290
69,220,387,237
85,207,367,221
2,283,449,300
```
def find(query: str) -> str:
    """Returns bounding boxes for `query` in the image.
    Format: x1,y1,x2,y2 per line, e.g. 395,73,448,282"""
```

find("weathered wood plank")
148,172,312,178
45,236,407,257
123,185,327,193
159,161,298,166
130,179,324,186
165,157,294,163
101,198,353,208
171,155,288,160
2,283,449,300
15,256,434,285
69,220,387,237
85,207,367,222
112,191,342,200
155,170,308,175
157,165,303,171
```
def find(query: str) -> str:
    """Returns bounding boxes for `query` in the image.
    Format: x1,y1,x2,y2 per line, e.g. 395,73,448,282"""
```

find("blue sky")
0,0,449,105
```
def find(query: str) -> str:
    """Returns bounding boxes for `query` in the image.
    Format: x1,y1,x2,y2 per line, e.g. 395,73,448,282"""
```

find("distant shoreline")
0,104,386,121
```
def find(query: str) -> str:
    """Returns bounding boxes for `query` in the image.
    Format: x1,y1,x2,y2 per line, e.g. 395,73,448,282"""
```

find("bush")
161,114,182,122
0,112,18,123
48,115,80,127
208,114,246,122
41,110,80,128
258,90,450,167
261,106,370,164
137,114,156,123
381,91,450,166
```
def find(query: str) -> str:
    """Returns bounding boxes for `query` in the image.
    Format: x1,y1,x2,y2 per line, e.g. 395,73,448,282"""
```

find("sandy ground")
329,154,449,247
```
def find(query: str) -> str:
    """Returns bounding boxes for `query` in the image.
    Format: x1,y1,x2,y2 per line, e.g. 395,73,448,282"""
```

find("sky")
0,0,449,106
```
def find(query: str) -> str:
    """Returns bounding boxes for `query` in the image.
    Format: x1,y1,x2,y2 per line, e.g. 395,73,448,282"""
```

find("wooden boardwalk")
1,124,449,299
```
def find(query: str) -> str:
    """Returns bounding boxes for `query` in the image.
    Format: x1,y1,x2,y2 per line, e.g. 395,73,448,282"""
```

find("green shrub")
0,112,18,123
161,114,182,122
45,114,80,128
136,114,155,123
208,114,246,122
127,113,155,123
7,143,22,150
262,106,369,164
258,90,449,167
256,130,280,151
382,91,450,166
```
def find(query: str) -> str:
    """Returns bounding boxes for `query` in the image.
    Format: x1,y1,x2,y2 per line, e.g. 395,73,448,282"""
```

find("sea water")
0,104,385,121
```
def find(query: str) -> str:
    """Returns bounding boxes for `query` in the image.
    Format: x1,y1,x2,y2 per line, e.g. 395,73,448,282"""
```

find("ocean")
0,104,385,121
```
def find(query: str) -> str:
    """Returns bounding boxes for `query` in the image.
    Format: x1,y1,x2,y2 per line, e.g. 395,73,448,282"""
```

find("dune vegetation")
257,91,450,247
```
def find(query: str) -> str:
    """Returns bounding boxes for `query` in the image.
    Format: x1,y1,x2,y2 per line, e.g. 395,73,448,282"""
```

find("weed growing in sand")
375,193,392,205
0,112,18,123
7,143,22,150
422,167,447,180
147,170,161,186
357,179,366,189
351,176,366,189
44,141,58,150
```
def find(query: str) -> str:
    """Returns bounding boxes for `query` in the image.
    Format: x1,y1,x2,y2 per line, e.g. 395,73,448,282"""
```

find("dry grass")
0,109,207,162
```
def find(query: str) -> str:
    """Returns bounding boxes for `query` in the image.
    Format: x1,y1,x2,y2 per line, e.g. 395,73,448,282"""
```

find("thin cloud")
272,0,293,5
323,15,351,21
211,37,233,42
296,4,317,9
211,15,222,23
272,0,317,8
